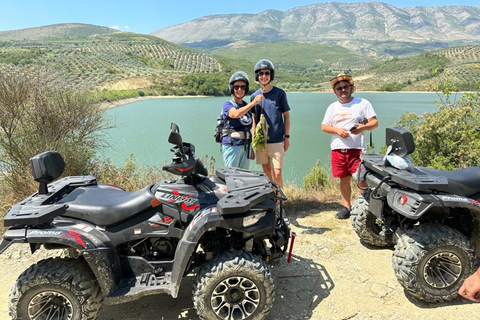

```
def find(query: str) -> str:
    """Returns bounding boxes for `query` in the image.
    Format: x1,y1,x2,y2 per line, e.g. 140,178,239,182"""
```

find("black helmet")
254,59,275,81
229,71,249,94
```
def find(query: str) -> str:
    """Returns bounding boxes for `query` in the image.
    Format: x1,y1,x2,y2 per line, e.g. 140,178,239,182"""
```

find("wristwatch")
284,134,290,138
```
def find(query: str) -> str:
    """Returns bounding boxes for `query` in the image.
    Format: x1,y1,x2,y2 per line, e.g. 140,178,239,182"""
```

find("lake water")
101,92,441,186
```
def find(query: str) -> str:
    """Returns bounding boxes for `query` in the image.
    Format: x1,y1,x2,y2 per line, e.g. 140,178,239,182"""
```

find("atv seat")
418,166,480,197
59,184,156,227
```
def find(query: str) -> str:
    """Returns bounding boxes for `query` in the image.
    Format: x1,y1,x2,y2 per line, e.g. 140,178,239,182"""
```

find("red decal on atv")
181,203,200,211
176,165,194,172
173,190,179,196
471,199,480,207
151,198,161,207
162,216,174,223
61,230,86,248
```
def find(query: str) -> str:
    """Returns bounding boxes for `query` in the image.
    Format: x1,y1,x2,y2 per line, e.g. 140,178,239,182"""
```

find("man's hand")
336,127,350,139
458,268,480,302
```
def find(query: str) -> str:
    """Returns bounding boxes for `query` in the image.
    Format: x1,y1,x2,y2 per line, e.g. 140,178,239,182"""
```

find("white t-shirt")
322,97,376,150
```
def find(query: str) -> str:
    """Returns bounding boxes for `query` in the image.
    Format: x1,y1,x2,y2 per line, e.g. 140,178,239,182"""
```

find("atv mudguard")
0,222,117,297
169,202,276,297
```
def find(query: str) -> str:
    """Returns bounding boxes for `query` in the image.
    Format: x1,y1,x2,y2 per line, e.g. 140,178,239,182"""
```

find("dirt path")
1,209,478,320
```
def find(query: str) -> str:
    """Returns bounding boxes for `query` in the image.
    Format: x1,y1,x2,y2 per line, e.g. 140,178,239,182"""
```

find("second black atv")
350,126,480,303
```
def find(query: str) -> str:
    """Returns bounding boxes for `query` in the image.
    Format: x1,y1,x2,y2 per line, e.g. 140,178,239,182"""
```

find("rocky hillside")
0,23,119,41
152,2,480,55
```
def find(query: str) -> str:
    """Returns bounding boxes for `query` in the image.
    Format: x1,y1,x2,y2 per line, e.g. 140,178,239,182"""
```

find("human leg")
331,149,353,219
336,175,352,219
272,168,283,188
261,163,274,181
268,142,285,187
222,145,248,168
340,176,352,209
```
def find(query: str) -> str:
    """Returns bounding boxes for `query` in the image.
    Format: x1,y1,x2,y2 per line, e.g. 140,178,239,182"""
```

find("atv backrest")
30,151,65,194
385,127,415,157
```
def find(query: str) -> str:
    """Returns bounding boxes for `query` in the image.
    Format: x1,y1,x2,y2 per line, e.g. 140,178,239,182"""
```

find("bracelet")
284,134,290,138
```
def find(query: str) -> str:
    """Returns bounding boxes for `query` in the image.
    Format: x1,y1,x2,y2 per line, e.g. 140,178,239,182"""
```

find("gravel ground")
1,208,479,320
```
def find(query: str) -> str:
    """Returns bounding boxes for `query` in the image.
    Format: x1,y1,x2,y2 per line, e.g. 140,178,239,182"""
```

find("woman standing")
220,71,263,169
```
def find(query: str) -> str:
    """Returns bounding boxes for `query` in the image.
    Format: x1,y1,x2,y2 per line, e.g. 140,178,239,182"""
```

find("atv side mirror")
168,123,183,147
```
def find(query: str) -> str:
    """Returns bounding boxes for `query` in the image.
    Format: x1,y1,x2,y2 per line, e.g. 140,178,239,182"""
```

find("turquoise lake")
102,92,442,186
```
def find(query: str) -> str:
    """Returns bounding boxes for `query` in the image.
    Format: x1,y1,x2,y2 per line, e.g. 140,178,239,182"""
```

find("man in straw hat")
321,73,378,219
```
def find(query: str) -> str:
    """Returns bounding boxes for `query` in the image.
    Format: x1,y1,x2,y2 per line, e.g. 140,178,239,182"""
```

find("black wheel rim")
28,290,73,320
423,252,462,288
211,276,260,320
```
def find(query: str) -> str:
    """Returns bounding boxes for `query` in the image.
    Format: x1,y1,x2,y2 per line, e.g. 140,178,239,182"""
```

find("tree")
395,81,480,170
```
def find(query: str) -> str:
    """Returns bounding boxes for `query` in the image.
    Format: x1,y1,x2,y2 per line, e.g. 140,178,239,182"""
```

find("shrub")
395,81,480,170
303,160,332,191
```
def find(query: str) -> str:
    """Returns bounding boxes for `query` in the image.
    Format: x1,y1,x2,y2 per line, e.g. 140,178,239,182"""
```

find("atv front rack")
215,167,277,214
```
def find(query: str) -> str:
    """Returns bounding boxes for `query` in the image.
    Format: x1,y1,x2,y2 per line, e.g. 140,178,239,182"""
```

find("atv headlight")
243,212,266,227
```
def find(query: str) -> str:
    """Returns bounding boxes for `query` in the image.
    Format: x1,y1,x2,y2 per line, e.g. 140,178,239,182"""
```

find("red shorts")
331,149,362,178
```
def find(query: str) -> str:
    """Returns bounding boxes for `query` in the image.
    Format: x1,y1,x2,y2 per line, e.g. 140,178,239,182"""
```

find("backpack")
214,114,228,143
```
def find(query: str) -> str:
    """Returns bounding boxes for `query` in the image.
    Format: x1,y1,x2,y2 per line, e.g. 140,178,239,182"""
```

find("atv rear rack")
362,154,448,192
4,176,97,227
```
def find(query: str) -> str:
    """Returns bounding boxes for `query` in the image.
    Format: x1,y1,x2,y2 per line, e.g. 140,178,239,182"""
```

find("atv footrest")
110,272,173,299
139,272,171,286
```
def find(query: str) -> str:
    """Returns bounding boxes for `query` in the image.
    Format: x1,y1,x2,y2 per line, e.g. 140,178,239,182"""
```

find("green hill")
211,41,378,91
0,32,223,92
355,45,480,91
0,23,119,41
0,24,479,93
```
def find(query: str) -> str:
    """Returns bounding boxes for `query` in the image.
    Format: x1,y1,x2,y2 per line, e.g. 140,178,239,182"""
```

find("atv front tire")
9,257,103,320
193,250,275,320
392,223,475,302
350,194,391,247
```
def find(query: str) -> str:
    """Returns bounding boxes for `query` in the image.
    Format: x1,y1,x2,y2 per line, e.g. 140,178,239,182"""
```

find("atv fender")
2,225,117,297
169,207,275,297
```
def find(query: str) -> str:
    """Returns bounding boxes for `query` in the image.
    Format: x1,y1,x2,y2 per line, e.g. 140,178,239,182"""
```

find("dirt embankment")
1,206,478,320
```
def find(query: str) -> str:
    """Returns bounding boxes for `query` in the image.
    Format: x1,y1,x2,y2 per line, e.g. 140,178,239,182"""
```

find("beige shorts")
255,142,285,169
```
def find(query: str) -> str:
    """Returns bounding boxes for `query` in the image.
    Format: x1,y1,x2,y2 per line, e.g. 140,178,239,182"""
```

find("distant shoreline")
98,95,209,110
99,91,441,109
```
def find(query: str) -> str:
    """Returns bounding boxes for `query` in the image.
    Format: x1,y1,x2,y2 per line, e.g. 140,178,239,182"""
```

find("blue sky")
0,0,478,34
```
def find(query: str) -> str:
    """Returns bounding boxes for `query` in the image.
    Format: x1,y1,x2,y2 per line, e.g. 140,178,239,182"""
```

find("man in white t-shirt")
322,73,378,219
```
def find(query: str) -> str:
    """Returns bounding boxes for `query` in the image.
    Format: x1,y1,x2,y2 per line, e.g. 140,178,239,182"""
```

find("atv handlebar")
270,181,288,201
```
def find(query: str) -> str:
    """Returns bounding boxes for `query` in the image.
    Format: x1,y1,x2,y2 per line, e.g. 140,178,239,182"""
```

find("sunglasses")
233,85,247,90
258,71,271,76
334,85,352,92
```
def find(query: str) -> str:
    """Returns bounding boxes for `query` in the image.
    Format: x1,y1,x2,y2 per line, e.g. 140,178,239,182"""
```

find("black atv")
350,126,480,303
0,123,291,320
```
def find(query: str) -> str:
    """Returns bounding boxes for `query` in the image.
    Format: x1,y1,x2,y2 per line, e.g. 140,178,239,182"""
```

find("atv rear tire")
9,257,103,320
392,223,475,303
350,193,391,247
193,250,275,320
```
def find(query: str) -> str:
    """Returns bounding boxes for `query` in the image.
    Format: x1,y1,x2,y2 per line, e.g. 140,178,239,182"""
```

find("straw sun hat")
330,73,355,92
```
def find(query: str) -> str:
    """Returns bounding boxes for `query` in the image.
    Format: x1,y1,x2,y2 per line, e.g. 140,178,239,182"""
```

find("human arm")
322,124,350,139
458,267,480,302
283,111,290,151
228,95,263,119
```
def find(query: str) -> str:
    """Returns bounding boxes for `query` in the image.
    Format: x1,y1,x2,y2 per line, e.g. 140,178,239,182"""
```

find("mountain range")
152,2,480,56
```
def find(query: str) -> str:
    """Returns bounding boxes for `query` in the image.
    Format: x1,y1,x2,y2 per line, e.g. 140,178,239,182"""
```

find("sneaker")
335,206,351,219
